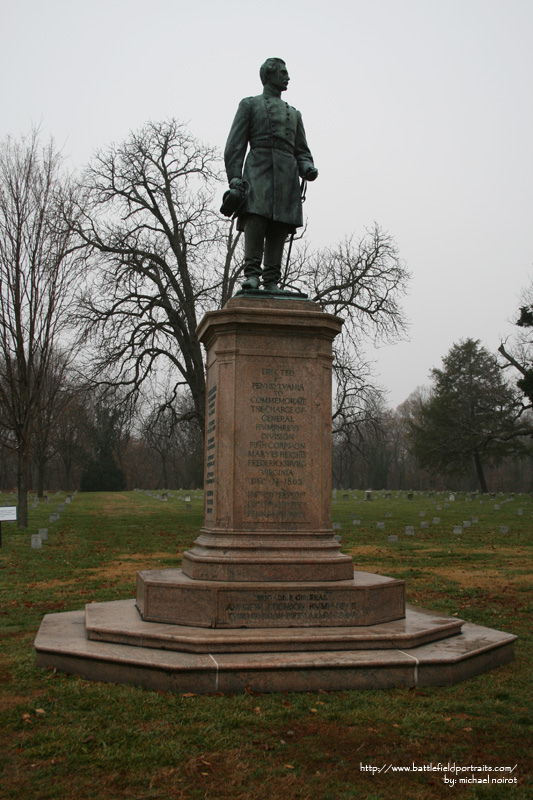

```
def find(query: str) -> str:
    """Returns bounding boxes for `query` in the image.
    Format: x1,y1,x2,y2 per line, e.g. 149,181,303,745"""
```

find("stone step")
85,598,463,654
34,605,516,694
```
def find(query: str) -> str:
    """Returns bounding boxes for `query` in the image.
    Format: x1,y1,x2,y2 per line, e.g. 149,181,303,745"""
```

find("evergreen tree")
409,339,525,492
80,407,127,491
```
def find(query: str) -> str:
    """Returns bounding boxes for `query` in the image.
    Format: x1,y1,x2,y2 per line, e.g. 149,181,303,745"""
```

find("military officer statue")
223,58,318,293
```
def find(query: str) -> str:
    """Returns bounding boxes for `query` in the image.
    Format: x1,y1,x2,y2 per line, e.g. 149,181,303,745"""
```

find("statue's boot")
241,276,260,290
263,282,283,293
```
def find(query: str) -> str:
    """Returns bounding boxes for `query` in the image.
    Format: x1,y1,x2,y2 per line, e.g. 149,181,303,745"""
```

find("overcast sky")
2,0,532,407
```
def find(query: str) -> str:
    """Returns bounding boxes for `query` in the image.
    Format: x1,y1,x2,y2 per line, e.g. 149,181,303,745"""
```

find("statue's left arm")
295,111,318,182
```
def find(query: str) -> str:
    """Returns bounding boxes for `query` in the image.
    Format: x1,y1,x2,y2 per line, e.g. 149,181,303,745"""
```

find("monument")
34,59,516,693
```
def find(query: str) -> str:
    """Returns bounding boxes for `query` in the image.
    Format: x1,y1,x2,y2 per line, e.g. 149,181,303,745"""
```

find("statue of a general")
222,58,318,293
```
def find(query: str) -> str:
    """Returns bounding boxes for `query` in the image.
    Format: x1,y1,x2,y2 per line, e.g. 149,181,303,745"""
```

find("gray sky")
2,0,532,407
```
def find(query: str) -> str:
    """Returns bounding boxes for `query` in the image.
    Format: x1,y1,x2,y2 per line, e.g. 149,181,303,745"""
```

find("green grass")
0,489,531,799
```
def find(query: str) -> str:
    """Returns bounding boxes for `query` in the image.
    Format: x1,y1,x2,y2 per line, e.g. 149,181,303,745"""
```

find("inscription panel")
243,365,310,524
217,587,394,627
205,383,217,520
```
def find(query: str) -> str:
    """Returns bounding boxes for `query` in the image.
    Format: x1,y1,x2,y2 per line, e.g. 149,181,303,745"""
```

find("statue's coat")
224,92,316,232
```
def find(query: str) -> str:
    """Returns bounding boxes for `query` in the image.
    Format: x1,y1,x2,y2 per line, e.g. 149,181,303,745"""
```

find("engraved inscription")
245,367,308,522
223,591,360,624
205,384,217,517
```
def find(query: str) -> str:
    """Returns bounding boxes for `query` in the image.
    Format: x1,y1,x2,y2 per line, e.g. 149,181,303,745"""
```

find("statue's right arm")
224,98,252,184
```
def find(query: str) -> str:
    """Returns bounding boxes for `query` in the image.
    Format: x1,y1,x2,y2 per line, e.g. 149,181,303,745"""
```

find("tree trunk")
62,455,73,490
17,449,29,528
161,456,168,490
473,449,488,494
37,458,46,498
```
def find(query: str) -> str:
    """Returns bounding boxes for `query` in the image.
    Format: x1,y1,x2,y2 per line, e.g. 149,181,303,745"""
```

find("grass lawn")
0,489,531,799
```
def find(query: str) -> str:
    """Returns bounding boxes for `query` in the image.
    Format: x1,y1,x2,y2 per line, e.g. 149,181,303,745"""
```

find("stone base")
136,569,405,628
34,604,517,694
181,531,355,583
87,599,463,653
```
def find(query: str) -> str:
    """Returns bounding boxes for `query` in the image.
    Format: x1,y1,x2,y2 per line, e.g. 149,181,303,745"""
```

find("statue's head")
260,58,290,92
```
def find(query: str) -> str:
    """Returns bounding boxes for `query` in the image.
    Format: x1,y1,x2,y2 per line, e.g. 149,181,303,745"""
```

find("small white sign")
0,507,17,521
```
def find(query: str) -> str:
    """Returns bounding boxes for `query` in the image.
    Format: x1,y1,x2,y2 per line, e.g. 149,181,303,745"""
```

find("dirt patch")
28,552,179,589
28,578,79,590
84,552,181,581
348,545,533,589
430,565,532,590
0,693,45,713
82,494,157,517
101,494,138,516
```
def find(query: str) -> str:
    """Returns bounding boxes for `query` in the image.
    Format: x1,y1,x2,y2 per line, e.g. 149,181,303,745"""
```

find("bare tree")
0,130,82,526
74,119,242,432
31,349,73,496
76,120,408,441
498,283,533,415
288,228,409,432
51,390,89,490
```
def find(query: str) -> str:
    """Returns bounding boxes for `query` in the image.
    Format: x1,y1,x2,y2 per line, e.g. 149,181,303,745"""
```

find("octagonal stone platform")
35,603,516,693
136,569,405,628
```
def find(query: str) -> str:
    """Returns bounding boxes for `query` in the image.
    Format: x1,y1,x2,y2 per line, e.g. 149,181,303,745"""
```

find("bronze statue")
223,58,318,293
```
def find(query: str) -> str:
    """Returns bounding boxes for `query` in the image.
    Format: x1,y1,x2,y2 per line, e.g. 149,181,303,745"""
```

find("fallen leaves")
21,708,45,724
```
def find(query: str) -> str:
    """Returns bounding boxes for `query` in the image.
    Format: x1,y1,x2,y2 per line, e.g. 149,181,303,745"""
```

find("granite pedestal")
34,296,516,692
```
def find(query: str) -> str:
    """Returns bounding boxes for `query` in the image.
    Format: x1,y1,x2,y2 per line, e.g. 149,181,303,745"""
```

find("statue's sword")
284,178,308,272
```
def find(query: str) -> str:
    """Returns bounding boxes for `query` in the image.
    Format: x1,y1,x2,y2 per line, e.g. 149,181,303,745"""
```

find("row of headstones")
135,488,204,510
333,503,526,525
332,489,529,501
136,489,173,501
29,491,76,510
31,491,77,549
135,489,203,501
332,513,512,540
